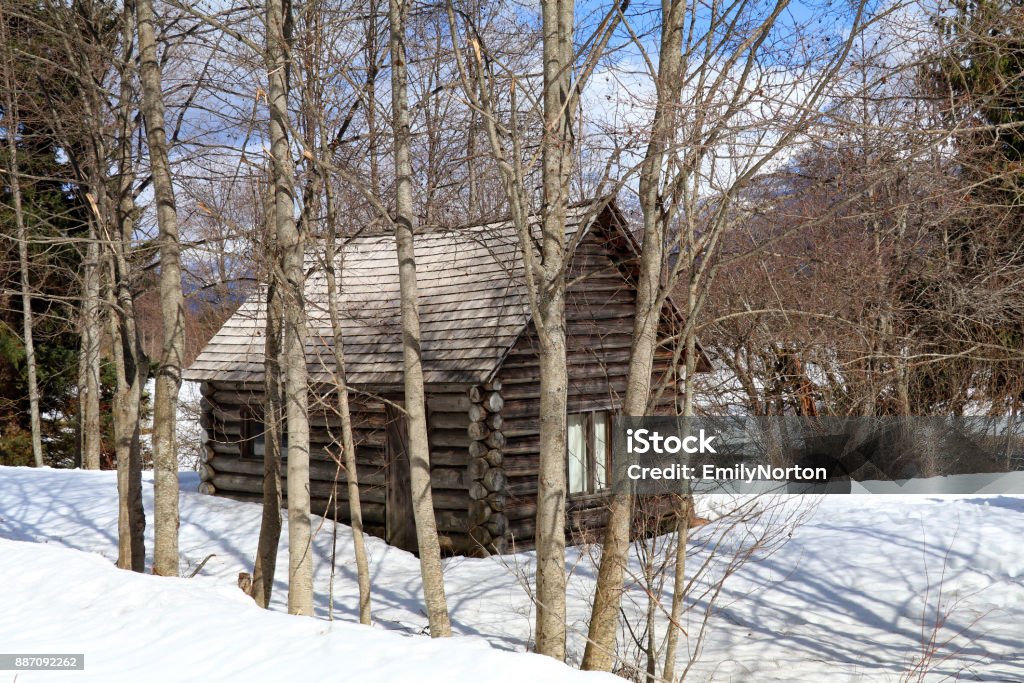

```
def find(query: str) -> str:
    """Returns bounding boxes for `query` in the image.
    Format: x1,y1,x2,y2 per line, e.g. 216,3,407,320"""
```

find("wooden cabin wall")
197,381,488,554
497,226,680,550
423,387,496,556
197,381,390,537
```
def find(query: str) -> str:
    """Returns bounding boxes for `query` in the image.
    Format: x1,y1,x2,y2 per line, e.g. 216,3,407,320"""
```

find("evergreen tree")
0,0,93,465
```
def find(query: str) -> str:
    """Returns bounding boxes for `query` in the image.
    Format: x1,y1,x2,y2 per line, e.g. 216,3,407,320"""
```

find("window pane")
593,412,608,490
241,405,264,460
567,414,587,494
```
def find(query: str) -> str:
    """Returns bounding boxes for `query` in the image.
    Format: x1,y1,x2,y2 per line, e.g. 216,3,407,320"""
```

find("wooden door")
384,401,418,552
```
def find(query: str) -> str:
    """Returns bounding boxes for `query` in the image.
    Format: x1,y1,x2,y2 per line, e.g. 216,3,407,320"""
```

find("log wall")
198,382,482,554
497,224,680,550
198,381,390,537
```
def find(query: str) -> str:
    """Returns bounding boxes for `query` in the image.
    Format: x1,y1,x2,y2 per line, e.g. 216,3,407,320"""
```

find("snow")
0,539,612,683
1,466,1023,682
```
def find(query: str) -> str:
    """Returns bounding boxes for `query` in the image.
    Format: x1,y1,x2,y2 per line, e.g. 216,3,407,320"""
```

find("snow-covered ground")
1,466,1022,682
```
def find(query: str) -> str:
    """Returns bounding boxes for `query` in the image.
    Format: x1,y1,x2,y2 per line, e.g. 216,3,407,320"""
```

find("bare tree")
0,9,43,469
251,225,283,609
97,0,151,572
322,189,372,625
78,225,102,470
529,0,576,658
578,0,896,671
136,0,184,576
388,0,451,637
110,0,149,573
296,0,374,621
445,0,624,658
264,0,315,615
36,0,153,570
583,0,687,668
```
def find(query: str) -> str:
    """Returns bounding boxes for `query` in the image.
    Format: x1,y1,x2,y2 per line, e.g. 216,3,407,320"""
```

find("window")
567,410,612,495
239,404,264,460
240,404,288,460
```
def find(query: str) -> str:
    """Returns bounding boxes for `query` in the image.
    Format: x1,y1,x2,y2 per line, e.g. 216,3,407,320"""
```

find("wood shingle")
185,204,597,387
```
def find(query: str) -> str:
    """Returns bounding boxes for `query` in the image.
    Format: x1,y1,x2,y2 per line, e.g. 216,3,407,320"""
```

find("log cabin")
185,200,703,556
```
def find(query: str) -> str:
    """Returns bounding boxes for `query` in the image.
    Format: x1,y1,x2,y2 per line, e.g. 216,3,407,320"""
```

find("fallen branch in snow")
186,554,216,578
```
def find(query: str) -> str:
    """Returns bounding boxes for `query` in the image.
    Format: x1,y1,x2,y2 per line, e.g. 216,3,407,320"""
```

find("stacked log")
421,390,476,554
197,412,217,494
196,379,388,534
465,381,507,555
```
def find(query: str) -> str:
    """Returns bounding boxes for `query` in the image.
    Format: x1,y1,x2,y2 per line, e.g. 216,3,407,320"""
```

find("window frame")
566,409,613,497
239,403,288,461
239,403,264,461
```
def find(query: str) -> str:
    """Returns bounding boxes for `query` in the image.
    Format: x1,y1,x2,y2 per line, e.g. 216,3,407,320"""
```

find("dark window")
240,404,288,460
567,410,611,495
239,404,264,460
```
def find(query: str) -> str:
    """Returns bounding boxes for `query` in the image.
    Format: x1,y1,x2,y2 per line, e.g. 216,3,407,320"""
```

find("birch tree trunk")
533,0,575,659
109,259,149,573
323,175,372,626
583,0,686,669
112,0,147,572
0,41,44,468
388,0,451,637
251,273,283,609
136,0,183,577
265,0,314,616
661,493,692,683
79,228,102,470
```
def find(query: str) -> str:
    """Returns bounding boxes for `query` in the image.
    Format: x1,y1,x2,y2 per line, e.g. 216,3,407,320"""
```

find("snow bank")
0,537,613,683
1,465,1022,682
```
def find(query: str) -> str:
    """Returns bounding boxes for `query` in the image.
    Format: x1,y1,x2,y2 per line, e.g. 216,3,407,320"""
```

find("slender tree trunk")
265,0,314,616
112,0,146,572
109,261,149,572
366,1,380,197
583,1,685,669
251,274,283,609
107,160,149,575
662,494,691,683
79,228,102,470
388,0,451,637
466,109,478,217
0,53,44,468
136,0,183,577
533,0,575,660
55,0,107,475
323,176,372,625
662,317,698,679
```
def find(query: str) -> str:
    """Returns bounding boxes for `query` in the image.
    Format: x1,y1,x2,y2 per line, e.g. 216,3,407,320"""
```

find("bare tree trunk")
0,43,44,468
265,0,314,616
662,494,692,683
532,0,576,660
387,0,451,637
79,228,102,470
109,261,149,572
583,2,685,668
466,109,478,217
365,0,380,197
251,273,283,609
661,317,699,678
112,0,147,571
323,177,372,626
136,0,183,577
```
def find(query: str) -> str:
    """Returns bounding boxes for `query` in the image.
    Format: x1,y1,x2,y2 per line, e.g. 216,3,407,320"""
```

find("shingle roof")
185,203,604,387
